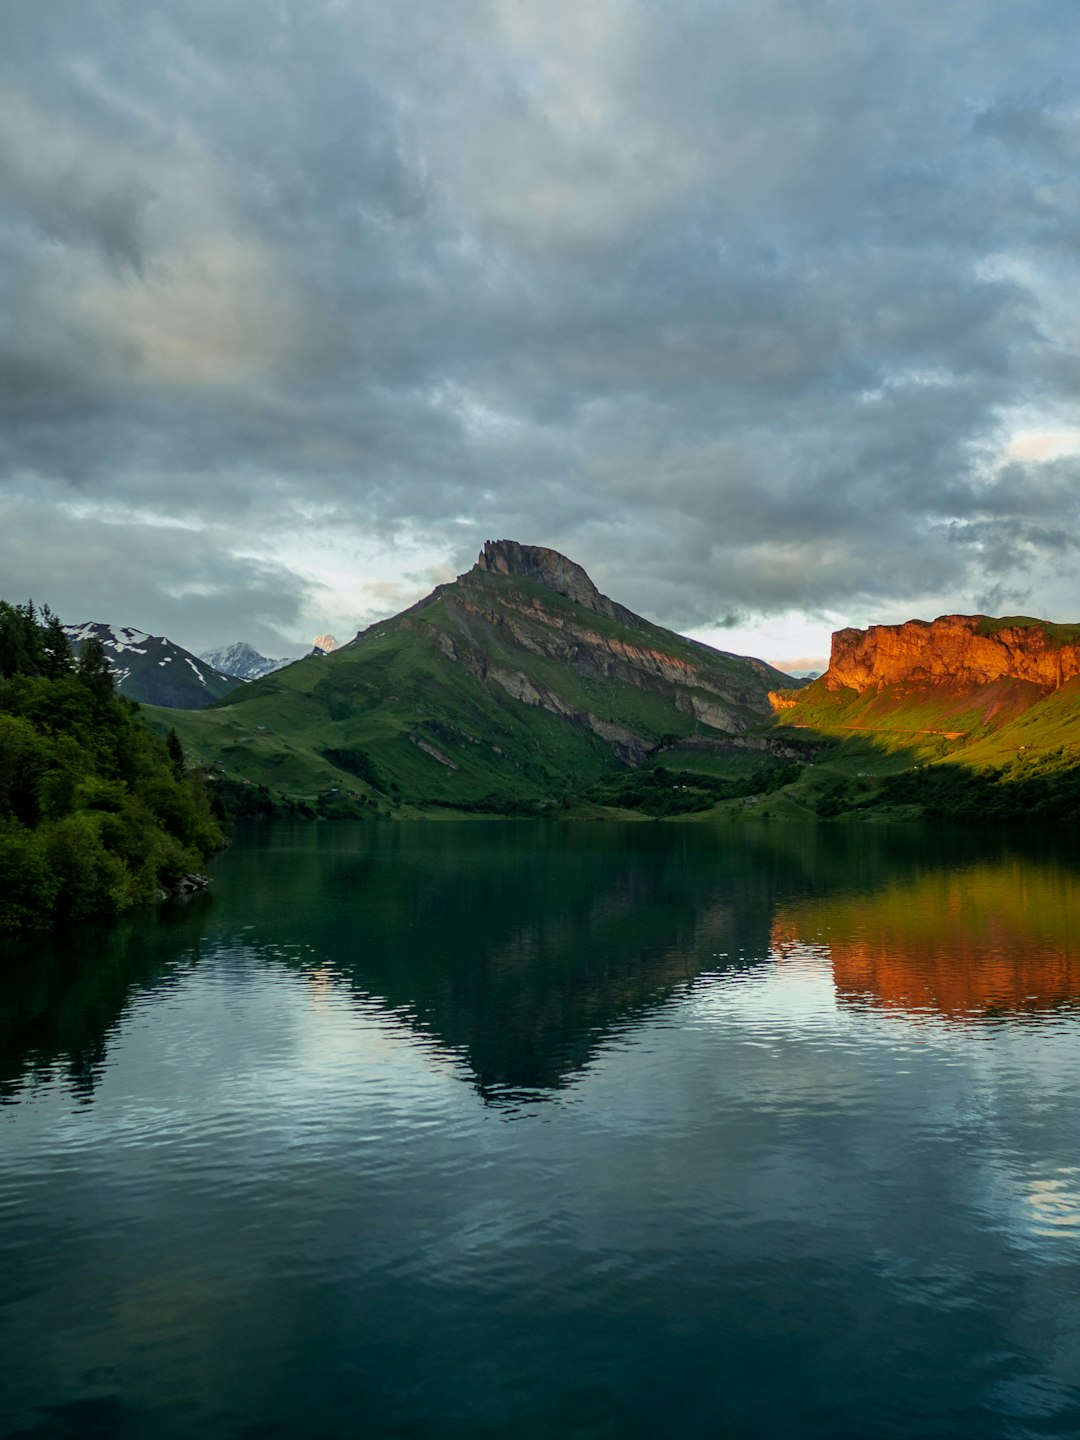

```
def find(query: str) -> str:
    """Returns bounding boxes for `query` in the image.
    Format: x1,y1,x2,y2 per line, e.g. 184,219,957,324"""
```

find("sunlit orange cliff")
826,615,1080,693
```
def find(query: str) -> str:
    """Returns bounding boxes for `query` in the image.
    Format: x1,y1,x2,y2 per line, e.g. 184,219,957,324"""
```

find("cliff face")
474,540,638,626
826,615,1080,693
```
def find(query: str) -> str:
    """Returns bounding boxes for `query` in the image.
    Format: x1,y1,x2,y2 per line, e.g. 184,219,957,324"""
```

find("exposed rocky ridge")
474,539,639,626
428,549,789,747
824,614,1080,693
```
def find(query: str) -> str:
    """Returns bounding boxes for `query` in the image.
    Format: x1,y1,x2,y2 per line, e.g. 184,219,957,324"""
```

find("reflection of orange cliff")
772,863,1080,1019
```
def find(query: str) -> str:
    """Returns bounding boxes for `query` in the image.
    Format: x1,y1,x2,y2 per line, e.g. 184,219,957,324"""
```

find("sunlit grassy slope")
760,663,1080,822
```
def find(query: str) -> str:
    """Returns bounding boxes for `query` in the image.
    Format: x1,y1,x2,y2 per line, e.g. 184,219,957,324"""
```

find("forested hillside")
0,602,223,936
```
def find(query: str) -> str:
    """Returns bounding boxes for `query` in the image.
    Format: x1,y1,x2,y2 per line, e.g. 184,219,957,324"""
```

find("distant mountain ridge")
64,623,241,709
201,641,294,681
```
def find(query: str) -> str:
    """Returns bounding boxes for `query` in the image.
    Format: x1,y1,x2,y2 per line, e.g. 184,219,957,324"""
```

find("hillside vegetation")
146,555,1080,827
154,543,798,818
765,646,1080,824
0,602,223,935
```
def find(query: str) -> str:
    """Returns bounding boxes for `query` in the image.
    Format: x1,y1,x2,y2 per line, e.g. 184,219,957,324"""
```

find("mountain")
64,623,242,709
152,540,795,815
824,613,1080,693
770,613,1080,740
201,642,295,681
767,612,1080,821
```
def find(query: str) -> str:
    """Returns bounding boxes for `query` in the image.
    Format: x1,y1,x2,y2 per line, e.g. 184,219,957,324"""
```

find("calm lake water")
2,821,1080,1439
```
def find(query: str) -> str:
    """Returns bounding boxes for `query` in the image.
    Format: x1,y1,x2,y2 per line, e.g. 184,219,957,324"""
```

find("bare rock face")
474,540,635,624
826,615,1080,693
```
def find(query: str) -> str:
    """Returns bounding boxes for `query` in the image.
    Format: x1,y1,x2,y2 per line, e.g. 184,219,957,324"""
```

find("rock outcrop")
474,540,639,627
825,615,1080,693
447,545,785,737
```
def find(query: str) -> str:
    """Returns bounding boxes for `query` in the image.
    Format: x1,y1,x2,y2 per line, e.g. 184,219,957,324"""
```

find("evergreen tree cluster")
583,759,802,817
880,758,1080,823
0,601,223,935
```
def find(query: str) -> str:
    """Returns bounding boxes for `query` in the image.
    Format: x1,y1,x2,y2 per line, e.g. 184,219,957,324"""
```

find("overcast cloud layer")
4,0,1080,661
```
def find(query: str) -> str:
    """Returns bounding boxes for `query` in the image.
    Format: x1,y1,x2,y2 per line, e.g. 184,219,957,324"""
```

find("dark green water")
2,821,1080,1439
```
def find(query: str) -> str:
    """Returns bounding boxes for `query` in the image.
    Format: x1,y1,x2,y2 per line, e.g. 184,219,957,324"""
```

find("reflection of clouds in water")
690,941,839,1033
1027,1170,1080,1240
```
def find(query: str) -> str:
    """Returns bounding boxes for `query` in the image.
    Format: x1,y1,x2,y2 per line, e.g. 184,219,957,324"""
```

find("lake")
2,821,1080,1439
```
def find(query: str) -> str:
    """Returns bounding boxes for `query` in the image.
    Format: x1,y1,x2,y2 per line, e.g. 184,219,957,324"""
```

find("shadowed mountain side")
63,622,241,709
771,857,1080,1021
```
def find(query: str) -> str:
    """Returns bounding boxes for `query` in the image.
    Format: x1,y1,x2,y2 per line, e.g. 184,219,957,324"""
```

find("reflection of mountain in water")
213,824,802,1102
7,822,1080,1106
773,860,1080,1021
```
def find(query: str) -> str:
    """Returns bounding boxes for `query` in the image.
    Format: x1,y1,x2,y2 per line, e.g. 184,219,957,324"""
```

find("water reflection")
165,822,790,1104
4,823,1080,1440
772,858,1080,1022
0,897,214,1103
5,823,1080,1106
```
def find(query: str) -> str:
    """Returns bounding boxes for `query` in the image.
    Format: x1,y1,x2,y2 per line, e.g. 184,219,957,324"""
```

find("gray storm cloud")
3,0,1080,650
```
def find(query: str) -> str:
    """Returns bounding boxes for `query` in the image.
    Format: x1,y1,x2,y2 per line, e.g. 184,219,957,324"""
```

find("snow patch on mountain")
63,622,240,709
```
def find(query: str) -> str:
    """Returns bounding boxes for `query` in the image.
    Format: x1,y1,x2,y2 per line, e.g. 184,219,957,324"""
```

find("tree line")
0,601,223,936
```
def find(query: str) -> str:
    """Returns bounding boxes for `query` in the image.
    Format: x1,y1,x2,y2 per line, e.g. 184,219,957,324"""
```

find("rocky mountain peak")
201,641,293,680
474,540,626,622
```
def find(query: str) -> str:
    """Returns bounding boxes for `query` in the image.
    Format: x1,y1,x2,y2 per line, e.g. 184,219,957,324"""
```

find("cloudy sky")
4,0,1080,668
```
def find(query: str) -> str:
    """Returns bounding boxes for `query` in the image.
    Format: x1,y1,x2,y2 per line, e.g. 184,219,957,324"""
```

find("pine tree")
166,728,185,779
76,636,115,703
40,606,73,679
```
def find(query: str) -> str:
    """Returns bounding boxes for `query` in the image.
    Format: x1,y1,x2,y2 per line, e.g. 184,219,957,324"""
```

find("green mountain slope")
152,541,794,816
